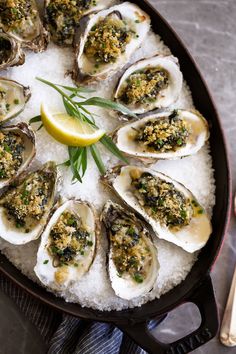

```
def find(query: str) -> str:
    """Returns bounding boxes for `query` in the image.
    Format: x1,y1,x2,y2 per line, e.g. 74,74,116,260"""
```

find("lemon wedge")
40,103,105,147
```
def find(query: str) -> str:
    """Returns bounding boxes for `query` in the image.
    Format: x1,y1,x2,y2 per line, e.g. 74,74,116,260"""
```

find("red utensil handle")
118,276,218,354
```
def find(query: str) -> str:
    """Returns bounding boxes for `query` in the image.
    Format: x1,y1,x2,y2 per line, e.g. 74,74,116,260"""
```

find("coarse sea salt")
0,2,215,311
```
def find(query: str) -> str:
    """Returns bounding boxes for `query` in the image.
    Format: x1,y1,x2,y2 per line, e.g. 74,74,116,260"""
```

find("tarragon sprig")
29,77,135,183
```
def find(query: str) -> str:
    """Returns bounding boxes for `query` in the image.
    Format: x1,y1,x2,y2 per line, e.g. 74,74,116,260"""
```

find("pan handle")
118,276,219,354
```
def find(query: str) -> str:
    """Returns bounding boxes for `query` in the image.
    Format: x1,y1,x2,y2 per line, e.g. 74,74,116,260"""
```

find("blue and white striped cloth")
0,274,149,354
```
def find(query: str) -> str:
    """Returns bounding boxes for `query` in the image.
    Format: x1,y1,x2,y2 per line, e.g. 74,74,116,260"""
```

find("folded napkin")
0,274,149,354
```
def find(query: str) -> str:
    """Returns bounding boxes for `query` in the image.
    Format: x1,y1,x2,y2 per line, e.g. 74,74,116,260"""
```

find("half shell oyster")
0,32,25,70
35,199,98,291
73,2,150,83
0,78,31,123
114,55,183,114
0,161,59,245
102,166,212,253
0,123,35,189
101,200,159,300
113,109,209,163
45,0,114,46
0,0,49,52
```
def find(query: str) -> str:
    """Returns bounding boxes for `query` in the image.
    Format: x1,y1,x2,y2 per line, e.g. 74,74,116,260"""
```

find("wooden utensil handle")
220,264,236,346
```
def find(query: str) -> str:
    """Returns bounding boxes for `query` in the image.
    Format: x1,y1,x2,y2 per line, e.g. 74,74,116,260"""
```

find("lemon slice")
41,103,105,147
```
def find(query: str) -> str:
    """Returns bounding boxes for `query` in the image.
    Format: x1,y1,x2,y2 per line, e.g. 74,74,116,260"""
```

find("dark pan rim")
0,0,232,324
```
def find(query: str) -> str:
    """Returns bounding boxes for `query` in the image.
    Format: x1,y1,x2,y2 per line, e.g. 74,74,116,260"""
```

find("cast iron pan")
0,1,231,353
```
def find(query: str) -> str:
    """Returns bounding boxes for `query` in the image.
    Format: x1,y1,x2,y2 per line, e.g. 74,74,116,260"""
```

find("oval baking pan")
0,1,231,353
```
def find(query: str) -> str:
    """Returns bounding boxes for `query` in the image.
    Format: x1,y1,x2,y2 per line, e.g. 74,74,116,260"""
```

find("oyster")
102,166,212,253
0,78,31,123
0,32,25,70
0,161,59,245
35,199,98,291
73,2,150,83
0,123,35,189
45,0,114,46
0,0,49,52
114,55,183,114
113,109,209,162
101,200,158,300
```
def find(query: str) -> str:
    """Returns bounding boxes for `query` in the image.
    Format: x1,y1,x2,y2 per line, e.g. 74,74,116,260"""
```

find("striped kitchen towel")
0,273,157,354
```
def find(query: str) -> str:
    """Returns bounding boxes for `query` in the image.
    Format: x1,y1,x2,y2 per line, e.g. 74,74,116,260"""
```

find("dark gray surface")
149,1,235,353
0,289,47,354
0,1,235,353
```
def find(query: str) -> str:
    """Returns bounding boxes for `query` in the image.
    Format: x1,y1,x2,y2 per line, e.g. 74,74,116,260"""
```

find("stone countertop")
0,0,235,353
149,1,236,353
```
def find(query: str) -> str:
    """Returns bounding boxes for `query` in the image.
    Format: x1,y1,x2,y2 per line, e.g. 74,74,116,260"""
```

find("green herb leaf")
59,85,95,94
80,97,137,118
29,115,42,124
60,159,71,167
37,124,44,131
68,146,83,183
90,145,106,175
100,135,129,164
81,147,87,177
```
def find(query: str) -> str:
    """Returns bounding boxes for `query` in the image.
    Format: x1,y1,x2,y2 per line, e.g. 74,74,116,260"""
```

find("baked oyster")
45,0,114,46
0,32,25,70
73,2,150,83
35,199,98,291
0,161,59,245
0,0,49,52
0,78,31,123
102,166,212,253
0,123,35,189
101,200,158,300
114,56,183,114
113,109,209,162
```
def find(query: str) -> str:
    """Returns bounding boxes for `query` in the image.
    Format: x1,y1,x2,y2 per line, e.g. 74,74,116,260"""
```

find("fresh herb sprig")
29,77,135,183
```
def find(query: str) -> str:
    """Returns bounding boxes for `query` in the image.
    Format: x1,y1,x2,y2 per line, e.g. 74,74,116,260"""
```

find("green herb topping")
135,111,189,152
118,67,169,105
48,211,93,267
84,15,134,65
105,205,153,284
130,170,193,229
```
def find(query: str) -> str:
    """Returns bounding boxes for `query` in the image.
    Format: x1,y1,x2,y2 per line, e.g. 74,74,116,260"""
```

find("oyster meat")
35,199,98,291
114,55,183,114
113,109,209,162
45,0,114,46
0,0,49,52
101,201,159,300
0,78,31,123
102,166,212,253
0,32,25,70
74,2,150,83
0,123,35,189
0,161,59,245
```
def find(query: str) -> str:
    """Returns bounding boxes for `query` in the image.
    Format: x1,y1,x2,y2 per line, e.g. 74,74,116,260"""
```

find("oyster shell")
102,166,212,253
0,78,31,123
0,123,35,189
73,2,150,83
101,200,159,300
113,109,209,163
114,55,183,114
0,1,49,52
0,32,25,70
0,161,59,245
45,0,114,46
35,199,98,291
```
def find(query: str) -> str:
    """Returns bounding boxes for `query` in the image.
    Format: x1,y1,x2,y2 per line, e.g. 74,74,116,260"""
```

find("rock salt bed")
0,3,215,310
